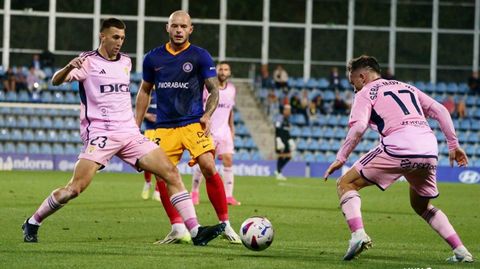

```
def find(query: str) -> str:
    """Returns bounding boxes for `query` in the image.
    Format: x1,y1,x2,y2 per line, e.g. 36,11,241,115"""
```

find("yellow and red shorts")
153,122,215,166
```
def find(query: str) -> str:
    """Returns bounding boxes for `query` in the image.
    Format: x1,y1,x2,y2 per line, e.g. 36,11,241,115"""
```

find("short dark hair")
217,61,230,67
347,55,381,74
100,18,126,32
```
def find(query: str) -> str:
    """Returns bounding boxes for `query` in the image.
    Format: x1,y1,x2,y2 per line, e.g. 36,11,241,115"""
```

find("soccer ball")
239,216,274,251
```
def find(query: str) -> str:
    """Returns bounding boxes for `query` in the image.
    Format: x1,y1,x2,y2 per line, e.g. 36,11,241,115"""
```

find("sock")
144,171,152,183
156,180,183,225
170,191,200,233
172,223,188,234
31,193,64,225
277,157,291,173
222,166,234,197
191,165,203,193
421,205,463,249
339,190,364,233
205,172,229,221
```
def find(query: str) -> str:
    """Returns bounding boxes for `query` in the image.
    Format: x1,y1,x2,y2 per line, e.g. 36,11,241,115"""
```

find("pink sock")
339,190,364,232
170,191,199,231
32,193,64,224
191,165,203,193
421,205,463,249
222,166,234,197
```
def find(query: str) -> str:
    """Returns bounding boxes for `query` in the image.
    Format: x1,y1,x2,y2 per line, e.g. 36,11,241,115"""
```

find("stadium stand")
256,77,480,166
0,70,260,160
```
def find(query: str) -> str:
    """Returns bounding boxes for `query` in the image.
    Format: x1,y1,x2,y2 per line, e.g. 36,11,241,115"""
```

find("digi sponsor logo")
100,83,130,93
458,170,480,184
182,62,193,73
400,159,436,170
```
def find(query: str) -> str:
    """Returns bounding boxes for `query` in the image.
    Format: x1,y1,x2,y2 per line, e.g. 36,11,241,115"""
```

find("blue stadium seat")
42,117,53,129
0,107,11,115
11,129,23,141
40,143,53,154
29,116,42,128
35,130,47,142
436,82,447,93
65,117,77,129
71,81,79,91
0,90,5,101
52,143,65,155
318,78,329,89
304,152,315,162
244,137,256,148
315,154,327,162
23,129,34,141
41,91,53,103
53,92,64,103
0,128,10,141
296,138,308,151
47,130,59,142
5,91,17,102
459,119,471,130
18,90,30,102
340,78,350,90
5,115,16,127
4,142,15,153
16,142,28,154
64,143,77,155
28,143,41,154
306,78,319,89
301,126,312,137
65,92,76,103
310,139,321,151
250,151,262,161
446,82,458,94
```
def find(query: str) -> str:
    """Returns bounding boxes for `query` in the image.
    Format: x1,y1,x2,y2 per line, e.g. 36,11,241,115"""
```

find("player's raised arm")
135,80,154,127
51,57,85,85
200,77,220,136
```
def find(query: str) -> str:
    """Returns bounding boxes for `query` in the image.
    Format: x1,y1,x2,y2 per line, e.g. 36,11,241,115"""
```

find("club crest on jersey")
183,62,193,73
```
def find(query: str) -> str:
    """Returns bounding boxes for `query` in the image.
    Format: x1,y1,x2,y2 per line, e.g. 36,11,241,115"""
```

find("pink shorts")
79,132,158,170
353,146,439,198
213,135,234,156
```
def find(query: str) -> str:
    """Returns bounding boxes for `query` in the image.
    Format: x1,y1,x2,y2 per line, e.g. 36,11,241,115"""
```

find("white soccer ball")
239,216,274,251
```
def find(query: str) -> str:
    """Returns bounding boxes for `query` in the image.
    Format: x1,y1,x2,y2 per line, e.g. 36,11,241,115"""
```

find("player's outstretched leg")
410,189,473,263
22,159,99,243
191,164,203,205
139,148,225,246
155,179,191,244
337,168,373,260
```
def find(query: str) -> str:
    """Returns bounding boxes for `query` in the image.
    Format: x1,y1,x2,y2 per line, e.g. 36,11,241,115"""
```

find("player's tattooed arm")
203,77,220,118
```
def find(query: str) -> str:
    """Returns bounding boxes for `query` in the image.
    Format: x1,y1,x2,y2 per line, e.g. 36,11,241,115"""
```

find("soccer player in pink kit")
324,55,473,262
21,18,225,246
191,61,241,206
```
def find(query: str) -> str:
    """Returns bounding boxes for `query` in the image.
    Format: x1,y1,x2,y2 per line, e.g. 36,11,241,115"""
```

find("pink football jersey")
203,82,236,139
337,78,459,162
66,50,139,141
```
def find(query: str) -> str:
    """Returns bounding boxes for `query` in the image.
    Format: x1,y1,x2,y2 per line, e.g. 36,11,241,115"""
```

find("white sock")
221,220,231,227
190,225,200,237
28,217,40,226
351,228,366,240
172,223,188,233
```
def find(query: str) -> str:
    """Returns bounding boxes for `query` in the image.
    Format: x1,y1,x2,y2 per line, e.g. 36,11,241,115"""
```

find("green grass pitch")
0,171,478,269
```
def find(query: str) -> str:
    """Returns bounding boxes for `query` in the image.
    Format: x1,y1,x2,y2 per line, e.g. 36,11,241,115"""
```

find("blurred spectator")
307,101,318,121
442,96,456,116
382,68,396,80
468,71,479,94
457,98,466,119
40,49,55,68
266,89,279,117
260,64,271,88
329,67,341,91
273,65,288,90
300,90,310,124
3,68,17,92
290,93,302,114
332,91,348,114
32,54,42,70
344,91,353,111
26,65,43,101
312,94,326,114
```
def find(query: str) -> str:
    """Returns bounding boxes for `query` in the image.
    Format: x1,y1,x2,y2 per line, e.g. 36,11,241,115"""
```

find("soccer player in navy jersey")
135,10,241,244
